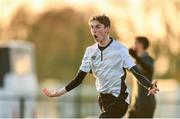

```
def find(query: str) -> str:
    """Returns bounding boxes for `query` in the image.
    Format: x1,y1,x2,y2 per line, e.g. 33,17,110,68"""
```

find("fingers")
147,90,154,96
152,80,159,92
43,88,52,97
43,88,48,93
156,87,160,92
154,80,158,84
148,90,154,96
43,88,49,94
152,80,158,87
153,80,158,85
147,87,159,96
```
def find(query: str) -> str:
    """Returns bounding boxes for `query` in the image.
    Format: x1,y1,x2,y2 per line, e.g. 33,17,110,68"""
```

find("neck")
98,35,111,47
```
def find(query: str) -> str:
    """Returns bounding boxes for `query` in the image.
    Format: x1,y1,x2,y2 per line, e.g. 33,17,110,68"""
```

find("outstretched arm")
43,70,87,97
130,65,159,95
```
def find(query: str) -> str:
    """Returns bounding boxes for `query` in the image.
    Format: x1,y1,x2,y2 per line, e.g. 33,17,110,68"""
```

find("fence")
0,80,180,118
0,94,180,118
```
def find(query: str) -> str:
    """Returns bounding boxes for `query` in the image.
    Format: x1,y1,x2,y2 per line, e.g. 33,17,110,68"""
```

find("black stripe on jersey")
98,37,113,61
119,68,128,100
130,65,152,89
65,70,87,91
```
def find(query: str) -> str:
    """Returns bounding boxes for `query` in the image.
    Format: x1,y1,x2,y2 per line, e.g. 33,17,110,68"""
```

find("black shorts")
98,93,129,118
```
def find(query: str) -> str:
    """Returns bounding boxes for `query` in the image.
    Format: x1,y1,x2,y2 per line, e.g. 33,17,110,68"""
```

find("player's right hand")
43,88,57,97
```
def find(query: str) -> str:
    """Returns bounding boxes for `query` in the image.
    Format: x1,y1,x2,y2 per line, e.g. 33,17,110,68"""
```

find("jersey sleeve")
65,70,87,92
122,48,136,69
79,47,91,73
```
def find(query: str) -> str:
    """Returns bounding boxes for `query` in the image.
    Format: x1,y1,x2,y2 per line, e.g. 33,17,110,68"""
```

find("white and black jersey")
65,37,152,104
80,38,135,103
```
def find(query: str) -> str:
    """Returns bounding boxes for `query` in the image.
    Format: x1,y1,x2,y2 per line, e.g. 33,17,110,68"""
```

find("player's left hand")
148,80,159,96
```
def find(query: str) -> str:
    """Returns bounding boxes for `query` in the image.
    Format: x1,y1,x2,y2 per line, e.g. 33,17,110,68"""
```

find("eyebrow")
90,24,102,27
96,24,101,27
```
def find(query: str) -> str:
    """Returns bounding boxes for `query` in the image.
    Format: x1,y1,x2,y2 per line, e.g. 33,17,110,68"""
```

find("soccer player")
128,36,156,118
43,14,159,118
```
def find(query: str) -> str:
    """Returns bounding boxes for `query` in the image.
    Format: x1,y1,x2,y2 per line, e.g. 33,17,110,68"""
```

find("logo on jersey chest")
91,55,96,60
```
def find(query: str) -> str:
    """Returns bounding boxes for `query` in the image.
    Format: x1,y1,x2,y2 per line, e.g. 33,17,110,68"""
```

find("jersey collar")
98,37,113,51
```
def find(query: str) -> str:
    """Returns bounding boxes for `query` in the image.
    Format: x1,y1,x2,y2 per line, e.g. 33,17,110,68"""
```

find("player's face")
89,20,109,42
134,40,144,52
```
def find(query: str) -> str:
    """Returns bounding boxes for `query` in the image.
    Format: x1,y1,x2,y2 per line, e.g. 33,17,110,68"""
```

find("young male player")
128,36,156,118
43,14,159,118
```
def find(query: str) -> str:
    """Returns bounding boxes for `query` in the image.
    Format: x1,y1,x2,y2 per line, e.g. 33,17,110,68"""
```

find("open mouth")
93,35,98,39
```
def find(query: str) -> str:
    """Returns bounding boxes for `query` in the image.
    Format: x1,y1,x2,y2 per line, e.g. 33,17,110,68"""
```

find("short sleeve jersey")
80,39,135,103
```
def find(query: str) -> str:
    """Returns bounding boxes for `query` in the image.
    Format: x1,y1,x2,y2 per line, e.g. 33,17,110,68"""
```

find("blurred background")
0,0,179,118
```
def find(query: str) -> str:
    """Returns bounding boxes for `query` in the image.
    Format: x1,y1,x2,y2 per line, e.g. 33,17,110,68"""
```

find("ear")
105,27,110,34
